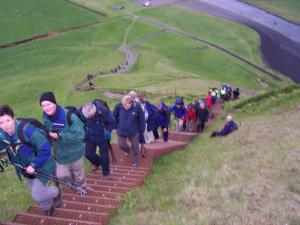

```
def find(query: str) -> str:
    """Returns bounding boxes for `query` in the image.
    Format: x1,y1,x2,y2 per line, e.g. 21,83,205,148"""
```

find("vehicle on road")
143,1,151,7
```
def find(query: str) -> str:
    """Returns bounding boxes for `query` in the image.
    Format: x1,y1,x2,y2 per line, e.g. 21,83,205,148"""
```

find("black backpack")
17,118,52,146
65,106,87,128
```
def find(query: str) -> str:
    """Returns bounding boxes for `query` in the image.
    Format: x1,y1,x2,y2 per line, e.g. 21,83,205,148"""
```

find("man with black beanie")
39,91,88,196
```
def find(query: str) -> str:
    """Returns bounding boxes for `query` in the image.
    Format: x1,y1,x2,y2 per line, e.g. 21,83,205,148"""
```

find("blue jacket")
219,120,238,136
143,101,160,132
158,102,170,128
0,121,55,185
43,105,85,164
113,102,145,137
170,104,187,119
85,101,115,144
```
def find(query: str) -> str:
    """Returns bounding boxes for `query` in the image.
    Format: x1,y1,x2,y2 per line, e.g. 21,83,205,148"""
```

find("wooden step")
86,178,140,189
63,187,123,199
63,193,122,207
87,175,144,185
27,205,109,224
168,131,198,142
13,213,102,225
61,200,117,214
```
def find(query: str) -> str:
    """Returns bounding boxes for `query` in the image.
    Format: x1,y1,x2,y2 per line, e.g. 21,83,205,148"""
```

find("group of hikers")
0,84,239,217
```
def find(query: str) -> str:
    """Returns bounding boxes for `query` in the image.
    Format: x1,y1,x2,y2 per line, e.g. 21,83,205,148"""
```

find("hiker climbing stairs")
0,102,223,225
0,134,191,225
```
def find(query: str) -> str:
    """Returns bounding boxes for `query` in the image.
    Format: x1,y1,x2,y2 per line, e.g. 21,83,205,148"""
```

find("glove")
104,129,111,141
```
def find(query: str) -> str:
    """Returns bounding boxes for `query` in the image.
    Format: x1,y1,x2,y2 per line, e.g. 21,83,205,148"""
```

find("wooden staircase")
0,132,198,225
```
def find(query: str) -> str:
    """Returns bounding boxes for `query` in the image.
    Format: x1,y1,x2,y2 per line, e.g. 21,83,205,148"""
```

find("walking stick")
108,141,117,164
0,157,81,191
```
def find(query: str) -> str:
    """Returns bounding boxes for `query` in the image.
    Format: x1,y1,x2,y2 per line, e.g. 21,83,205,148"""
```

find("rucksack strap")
66,110,73,127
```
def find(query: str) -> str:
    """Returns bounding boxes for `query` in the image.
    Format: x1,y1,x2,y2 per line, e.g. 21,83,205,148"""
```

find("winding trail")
0,21,102,49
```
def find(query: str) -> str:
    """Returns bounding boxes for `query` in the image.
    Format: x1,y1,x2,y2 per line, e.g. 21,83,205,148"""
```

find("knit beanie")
39,91,57,105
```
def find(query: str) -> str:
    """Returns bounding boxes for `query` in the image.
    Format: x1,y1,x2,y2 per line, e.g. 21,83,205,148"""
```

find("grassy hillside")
0,0,104,45
137,5,265,69
243,0,300,24
109,86,300,225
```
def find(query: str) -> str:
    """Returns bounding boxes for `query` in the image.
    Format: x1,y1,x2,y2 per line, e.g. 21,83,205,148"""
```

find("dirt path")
0,21,102,49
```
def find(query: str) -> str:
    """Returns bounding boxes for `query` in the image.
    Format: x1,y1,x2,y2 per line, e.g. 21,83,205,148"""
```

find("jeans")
117,132,139,164
196,118,206,132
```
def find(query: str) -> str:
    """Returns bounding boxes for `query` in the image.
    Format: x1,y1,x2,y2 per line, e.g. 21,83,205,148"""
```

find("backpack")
92,99,115,131
65,106,87,128
17,118,52,146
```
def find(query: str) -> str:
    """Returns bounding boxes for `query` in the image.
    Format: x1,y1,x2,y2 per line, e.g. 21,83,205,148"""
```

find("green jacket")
42,105,85,164
0,120,55,185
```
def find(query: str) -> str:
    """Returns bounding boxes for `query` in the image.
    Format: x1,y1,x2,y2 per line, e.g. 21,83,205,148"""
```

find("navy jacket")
143,101,160,132
158,102,170,128
195,105,209,122
113,102,145,137
219,120,238,136
170,104,187,119
85,101,115,144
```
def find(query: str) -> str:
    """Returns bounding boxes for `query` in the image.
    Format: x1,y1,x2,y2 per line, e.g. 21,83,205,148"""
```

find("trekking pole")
107,141,117,164
0,157,81,190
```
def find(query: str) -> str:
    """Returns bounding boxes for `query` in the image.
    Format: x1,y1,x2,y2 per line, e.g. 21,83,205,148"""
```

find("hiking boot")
103,174,112,180
91,164,99,172
131,162,138,167
76,186,88,196
53,189,62,208
44,206,55,216
140,147,147,158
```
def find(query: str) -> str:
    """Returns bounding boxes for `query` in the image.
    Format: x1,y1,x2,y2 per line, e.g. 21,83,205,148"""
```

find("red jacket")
205,94,213,109
184,107,197,122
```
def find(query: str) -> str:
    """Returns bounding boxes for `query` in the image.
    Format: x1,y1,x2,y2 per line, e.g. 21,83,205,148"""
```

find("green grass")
0,0,104,45
243,0,300,24
66,0,144,17
136,5,267,69
92,29,283,92
0,17,133,117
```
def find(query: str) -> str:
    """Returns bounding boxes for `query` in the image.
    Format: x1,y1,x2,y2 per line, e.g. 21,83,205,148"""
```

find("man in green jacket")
0,105,60,216
39,92,88,195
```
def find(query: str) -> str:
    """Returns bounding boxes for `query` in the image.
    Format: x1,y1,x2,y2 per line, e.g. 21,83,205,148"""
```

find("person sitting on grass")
211,115,238,137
